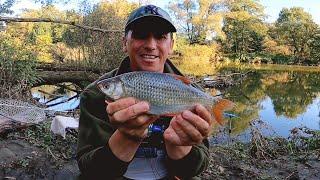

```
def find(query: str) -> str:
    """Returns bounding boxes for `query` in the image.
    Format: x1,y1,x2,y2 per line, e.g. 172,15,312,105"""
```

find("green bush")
0,33,39,99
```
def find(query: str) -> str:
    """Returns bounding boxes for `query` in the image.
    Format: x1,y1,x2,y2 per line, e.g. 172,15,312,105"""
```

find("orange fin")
212,99,235,125
168,74,192,84
161,113,177,117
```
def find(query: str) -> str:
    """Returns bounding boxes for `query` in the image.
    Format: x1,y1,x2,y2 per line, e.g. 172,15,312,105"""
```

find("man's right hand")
106,97,157,141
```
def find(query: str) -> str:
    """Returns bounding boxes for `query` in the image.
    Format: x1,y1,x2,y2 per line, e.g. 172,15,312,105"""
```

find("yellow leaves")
173,42,219,75
227,11,251,21
88,0,138,31
262,37,292,56
36,34,53,45
261,72,290,86
249,22,268,36
99,0,138,18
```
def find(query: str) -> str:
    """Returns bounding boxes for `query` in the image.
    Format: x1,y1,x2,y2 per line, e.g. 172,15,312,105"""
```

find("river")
31,64,320,140
218,64,320,140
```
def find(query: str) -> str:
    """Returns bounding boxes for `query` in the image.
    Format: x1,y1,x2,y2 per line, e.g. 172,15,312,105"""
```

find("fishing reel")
147,124,166,137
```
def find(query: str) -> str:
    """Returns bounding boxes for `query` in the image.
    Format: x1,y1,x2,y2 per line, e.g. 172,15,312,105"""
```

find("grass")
200,121,320,179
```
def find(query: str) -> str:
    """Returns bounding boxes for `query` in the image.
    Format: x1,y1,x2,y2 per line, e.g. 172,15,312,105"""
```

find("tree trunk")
34,71,100,87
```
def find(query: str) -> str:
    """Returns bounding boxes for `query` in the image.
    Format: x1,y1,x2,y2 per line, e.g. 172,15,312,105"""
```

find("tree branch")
0,16,124,33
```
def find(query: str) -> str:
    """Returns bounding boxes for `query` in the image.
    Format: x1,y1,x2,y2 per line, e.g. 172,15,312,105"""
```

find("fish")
96,71,234,124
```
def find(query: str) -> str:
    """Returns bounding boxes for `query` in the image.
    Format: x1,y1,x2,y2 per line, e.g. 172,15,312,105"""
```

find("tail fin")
212,99,235,125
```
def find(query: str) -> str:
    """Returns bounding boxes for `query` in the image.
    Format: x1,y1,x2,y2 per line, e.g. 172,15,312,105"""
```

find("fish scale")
97,71,217,115
124,72,207,106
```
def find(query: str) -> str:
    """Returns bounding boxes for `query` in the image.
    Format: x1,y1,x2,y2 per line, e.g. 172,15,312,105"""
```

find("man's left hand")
163,104,213,159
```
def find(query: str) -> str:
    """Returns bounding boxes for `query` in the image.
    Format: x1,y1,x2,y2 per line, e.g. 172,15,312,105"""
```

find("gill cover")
97,77,124,101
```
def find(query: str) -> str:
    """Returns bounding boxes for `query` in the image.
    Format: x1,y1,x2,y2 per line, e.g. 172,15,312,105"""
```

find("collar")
115,56,184,76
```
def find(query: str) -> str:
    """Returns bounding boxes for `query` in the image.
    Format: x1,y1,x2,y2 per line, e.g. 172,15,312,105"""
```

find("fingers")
118,115,158,141
181,110,211,137
164,115,199,146
126,114,152,127
105,97,158,141
163,125,182,145
118,121,149,140
194,104,213,126
176,114,203,144
106,98,150,124
106,97,137,115
164,106,213,146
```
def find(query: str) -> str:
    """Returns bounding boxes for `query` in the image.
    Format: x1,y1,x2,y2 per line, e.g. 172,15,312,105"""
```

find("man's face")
123,28,174,72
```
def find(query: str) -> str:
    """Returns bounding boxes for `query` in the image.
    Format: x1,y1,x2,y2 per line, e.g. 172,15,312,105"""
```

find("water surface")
31,83,80,111
219,64,320,138
31,65,320,139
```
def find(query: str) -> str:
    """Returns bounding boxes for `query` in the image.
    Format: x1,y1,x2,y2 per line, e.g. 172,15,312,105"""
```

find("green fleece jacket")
76,57,210,180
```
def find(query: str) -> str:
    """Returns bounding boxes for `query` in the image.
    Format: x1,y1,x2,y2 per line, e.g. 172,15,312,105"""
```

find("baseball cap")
125,5,176,33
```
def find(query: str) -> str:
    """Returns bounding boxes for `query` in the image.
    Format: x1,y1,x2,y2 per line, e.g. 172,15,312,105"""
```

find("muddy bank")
200,144,320,179
200,126,320,179
0,122,79,180
0,122,319,179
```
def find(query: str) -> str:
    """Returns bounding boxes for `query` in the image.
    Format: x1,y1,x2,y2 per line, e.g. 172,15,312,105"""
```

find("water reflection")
30,68,320,138
221,68,320,138
31,83,80,111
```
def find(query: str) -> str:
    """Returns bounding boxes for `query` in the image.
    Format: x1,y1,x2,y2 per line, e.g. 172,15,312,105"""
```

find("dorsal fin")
168,74,192,84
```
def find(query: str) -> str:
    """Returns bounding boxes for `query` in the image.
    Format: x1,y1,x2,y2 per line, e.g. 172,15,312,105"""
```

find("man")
77,4,212,180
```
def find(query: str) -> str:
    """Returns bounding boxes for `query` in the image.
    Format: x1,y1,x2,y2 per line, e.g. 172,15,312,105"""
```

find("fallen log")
36,62,109,74
196,71,253,89
34,70,100,87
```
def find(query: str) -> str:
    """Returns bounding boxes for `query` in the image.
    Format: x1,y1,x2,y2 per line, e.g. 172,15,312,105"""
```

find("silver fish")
97,71,233,124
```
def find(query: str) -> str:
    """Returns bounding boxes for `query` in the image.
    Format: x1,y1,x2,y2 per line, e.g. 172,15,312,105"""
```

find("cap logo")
144,5,160,16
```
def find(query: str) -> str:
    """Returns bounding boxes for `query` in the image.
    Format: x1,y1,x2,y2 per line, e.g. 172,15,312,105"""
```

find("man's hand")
106,97,158,162
106,97,157,141
163,104,213,159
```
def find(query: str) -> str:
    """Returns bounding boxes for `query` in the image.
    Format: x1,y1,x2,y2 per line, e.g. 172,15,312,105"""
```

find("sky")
9,0,320,24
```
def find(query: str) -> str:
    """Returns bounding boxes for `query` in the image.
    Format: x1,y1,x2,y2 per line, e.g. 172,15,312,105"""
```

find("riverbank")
201,138,320,179
1,121,319,179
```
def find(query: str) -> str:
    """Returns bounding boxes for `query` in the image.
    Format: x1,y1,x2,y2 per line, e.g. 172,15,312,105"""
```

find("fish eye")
104,84,110,89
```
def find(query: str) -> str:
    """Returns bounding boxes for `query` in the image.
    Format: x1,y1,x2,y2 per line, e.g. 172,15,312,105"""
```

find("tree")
168,0,198,43
0,30,38,99
309,29,320,64
16,5,72,62
192,0,225,42
63,0,138,70
169,0,225,44
275,7,318,63
33,0,69,6
222,0,267,60
0,0,15,15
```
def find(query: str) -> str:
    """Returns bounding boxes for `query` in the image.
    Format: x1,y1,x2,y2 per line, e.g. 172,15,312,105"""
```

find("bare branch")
0,16,124,33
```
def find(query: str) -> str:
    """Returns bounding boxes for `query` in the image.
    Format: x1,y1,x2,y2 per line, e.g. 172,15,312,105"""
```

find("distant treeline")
0,0,319,98
1,0,320,67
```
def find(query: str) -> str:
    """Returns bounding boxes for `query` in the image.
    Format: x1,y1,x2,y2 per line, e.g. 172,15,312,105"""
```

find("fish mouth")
105,96,115,102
